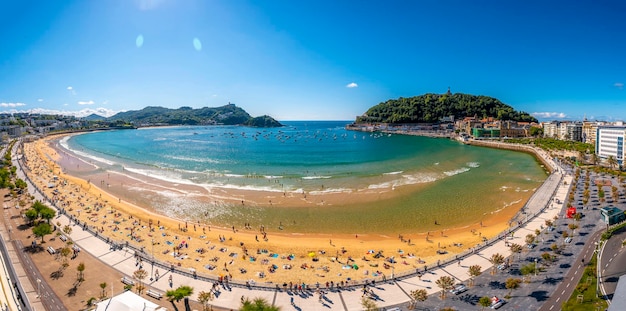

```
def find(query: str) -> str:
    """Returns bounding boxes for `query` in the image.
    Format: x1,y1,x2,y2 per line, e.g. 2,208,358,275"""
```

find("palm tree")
166,285,194,311
198,291,214,311
489,253,505,274
435,275,455,300
568,223,578,236
76,262,85,282
99,282,107,299
505,278,521,297
239,297,280,311
479,296,492,310
467,265,482,287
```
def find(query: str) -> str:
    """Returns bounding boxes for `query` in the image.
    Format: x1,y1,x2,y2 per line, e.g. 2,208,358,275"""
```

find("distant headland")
353,90,537,124
102,103,282,128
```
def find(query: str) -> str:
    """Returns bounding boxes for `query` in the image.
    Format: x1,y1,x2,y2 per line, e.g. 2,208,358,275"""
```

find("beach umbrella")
308,252,316,257
352,264,359,270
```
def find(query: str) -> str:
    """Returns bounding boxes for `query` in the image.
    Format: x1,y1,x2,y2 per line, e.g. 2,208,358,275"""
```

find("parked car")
491,296,505,309
565,237,572,243
450,284,468,295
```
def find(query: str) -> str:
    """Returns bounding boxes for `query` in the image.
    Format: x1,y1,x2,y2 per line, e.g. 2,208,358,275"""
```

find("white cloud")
532,112,568,119
37,98,43,102
0,107,121,118
346,82,358,88
66,86,73,90
67,86,76,95
78,100,95,105
0,102,26,108
615,82,624,90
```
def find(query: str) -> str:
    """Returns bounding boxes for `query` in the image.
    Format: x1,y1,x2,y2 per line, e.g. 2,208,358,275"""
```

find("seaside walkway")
12,141,574,310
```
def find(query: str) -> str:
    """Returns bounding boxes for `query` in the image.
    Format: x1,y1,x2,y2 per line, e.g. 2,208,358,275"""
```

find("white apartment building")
543,121,583,141
596,125,626,167
543,122,559,139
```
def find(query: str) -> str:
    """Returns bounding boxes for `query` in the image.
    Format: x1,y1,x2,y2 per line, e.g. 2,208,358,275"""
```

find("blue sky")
1,0,625,121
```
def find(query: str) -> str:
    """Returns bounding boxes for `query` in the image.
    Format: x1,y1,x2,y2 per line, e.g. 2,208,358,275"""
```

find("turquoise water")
62,121,548,233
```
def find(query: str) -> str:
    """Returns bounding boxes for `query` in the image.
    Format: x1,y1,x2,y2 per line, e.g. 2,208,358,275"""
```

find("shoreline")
18,132,550,284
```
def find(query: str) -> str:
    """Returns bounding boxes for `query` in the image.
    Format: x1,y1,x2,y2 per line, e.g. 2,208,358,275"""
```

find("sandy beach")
19,134,528,285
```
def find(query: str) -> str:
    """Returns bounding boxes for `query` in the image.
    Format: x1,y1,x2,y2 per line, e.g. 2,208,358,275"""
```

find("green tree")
32,200,47,214
479,296,492,310
505,278,521,297
239,297,280,311
39,207,56,224
529,127,543,137
520,262,537,282
24,209,38,225
166,285,194,311
32,223,52,242
14,178,27,192
435,275,455,300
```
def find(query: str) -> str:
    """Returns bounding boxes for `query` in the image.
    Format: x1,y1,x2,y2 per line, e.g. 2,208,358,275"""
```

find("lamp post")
36,278,41,299
534,259,538,277
150,238,154,281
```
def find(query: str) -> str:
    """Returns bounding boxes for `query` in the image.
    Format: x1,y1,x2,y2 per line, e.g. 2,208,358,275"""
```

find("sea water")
62,121,547,233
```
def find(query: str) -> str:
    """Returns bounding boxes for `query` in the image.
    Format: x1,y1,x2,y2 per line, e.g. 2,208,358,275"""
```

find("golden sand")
21,135,524,285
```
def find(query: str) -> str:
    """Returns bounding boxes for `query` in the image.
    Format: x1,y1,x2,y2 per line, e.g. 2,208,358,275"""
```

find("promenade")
12,141,576,310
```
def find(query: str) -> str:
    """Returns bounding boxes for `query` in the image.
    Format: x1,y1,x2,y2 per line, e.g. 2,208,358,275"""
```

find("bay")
62,121,547,233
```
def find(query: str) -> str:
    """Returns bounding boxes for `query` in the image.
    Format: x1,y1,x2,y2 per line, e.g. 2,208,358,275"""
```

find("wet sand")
20,134,527,284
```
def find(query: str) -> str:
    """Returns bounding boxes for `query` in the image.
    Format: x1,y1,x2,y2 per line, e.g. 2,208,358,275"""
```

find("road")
538,229,603,311
600,227,626,302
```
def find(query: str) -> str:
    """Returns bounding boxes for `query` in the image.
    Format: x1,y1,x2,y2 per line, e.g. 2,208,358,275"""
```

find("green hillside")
355,93,537,124
108,104,282,127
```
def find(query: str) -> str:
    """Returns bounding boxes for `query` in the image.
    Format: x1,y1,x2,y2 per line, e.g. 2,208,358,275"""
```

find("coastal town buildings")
541,121,583,141
596,124,626,167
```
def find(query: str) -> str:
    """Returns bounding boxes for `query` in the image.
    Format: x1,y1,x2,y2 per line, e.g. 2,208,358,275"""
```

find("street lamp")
150,239,154,281
36,278,41,299
534,259,538,277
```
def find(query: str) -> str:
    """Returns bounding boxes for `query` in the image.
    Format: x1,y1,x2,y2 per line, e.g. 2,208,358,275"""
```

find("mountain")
107,104,282,127
355,93,537,124
81,113,106,121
